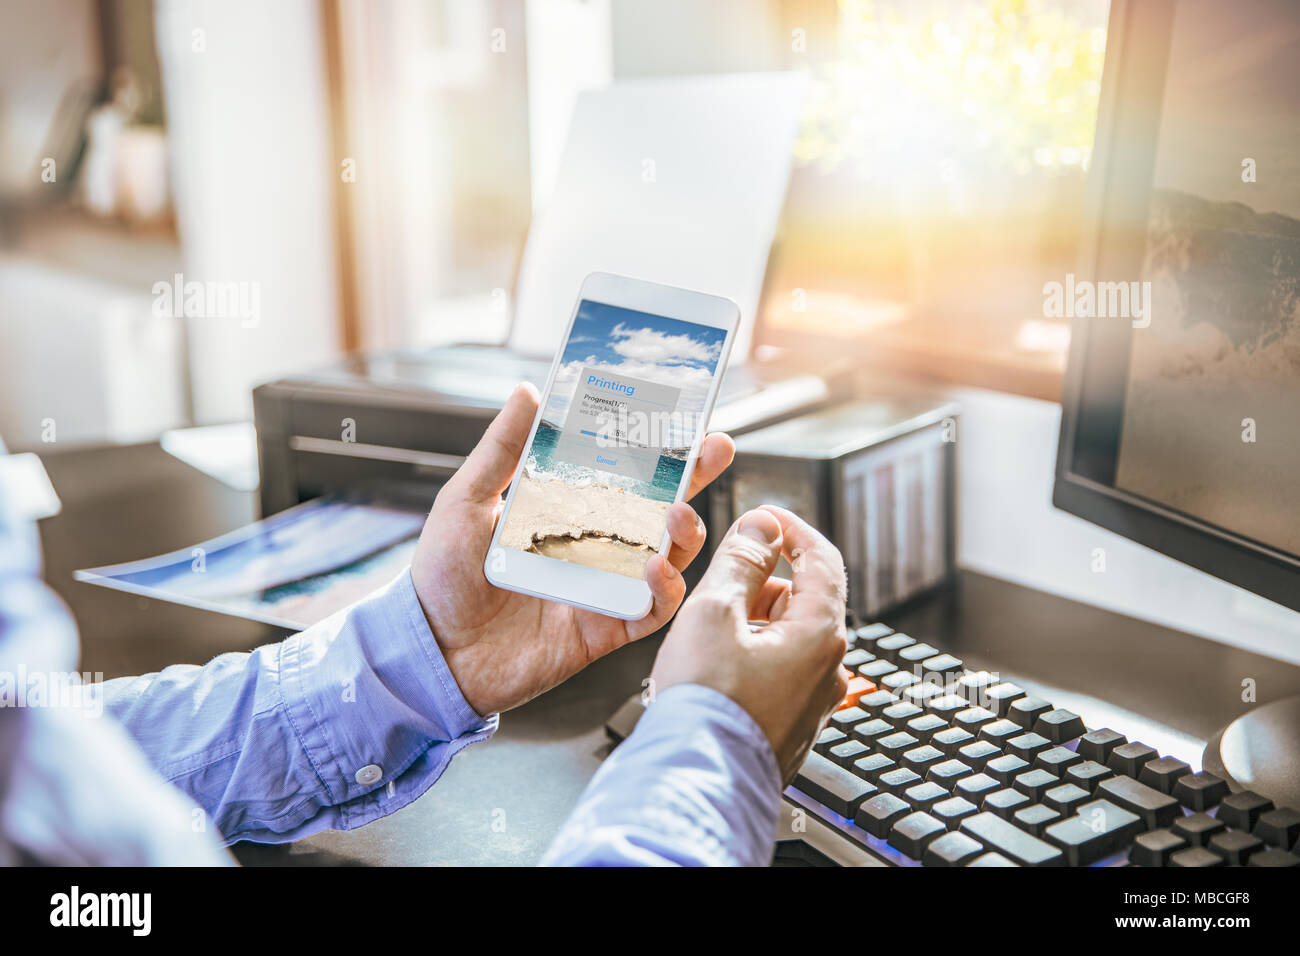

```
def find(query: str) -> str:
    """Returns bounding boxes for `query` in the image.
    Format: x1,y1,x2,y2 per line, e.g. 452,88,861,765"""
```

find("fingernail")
737,511,778,544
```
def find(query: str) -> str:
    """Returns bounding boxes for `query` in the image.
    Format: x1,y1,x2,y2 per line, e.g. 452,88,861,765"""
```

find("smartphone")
484,272,740,619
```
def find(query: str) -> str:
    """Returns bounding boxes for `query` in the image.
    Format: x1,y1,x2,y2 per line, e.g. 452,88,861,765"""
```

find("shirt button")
354,764,382,785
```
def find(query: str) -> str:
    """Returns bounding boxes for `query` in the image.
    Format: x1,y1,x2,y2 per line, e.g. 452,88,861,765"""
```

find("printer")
253,345,853,565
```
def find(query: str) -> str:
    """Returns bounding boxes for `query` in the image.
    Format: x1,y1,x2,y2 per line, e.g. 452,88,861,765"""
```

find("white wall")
155,0,341,424
951,386,1300,666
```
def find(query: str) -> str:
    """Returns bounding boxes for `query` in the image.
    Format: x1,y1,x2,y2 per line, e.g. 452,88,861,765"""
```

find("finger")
663,502,707,573
693,509,783,610
747,576,791,622
448,383,540,504
685,432,734,501
628,553,687,641
758,504,847,634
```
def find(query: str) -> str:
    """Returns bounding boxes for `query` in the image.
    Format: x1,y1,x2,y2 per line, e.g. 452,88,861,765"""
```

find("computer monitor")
1054,0,1300,803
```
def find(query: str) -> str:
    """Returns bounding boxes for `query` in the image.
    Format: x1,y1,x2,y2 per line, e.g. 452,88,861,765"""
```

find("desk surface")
36,441,1300,866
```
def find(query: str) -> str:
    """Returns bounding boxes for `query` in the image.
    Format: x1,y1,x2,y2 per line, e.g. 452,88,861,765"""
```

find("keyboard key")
795,752,878,816
1065,759,1113,793
1076,727,1126,765
859,659,898,681
926,758,973,790
1107,741,1158,778
1043,783,1091,816
851,753,897,782
901,745,945,773
889,810,947,859
904,781,949,811
931,795,979,830
956,739,1000,769
961,812,1065,866
813,727,847,756
1171,847,1225,867
828,739,871,768
881,701,924,728
1008,696,1052,730
953,706,999,732
1138,756,1192,795
881,670,920,693
855,791,910,838
1130,829,1187,867
967,851,1019,866
1207,829,1264,866
1254,808,1300,849
984,682,1027,716
1006,732,1053,764
842,648,874,669
898,642,939,664
828,706,869,732
983,787,1031,820
853,623,894,649
1045,798,1143,866
841,676,878,708
927,694,970,718
1097,775,1181,830
857,689,900,716
1217,790,1273,832
906,713,949,741
901,682,945,707
1035,746,1083,777
1033,708,1087,743
933,727,977,756
875,633,916,662
1173,771,1229,811
986,754,1030,785
1013,769,1060,803
978,719,1022,746
1247,848,1300,867
924,830,985,866
1014,804,1061,837
920,654,964,681
1172,812,1225,847
879,767,924,796
852,717,895,744
955,670,1000,703
876,731,920,758
955,773,1000,801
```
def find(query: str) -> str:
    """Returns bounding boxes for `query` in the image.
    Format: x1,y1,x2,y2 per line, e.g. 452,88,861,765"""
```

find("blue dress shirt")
0,455,780,865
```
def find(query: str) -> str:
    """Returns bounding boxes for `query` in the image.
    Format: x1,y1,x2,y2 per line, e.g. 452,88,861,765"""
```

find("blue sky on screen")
543,301,728,443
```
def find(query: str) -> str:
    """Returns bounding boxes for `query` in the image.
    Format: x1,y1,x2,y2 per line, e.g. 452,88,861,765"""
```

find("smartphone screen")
497,299,730,580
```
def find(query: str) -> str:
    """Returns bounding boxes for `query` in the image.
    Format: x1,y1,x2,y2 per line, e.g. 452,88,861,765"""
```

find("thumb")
695,509,783,611
449,382,540,504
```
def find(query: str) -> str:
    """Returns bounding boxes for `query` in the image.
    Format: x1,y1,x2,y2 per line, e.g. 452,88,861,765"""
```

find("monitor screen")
1056,0,1300,611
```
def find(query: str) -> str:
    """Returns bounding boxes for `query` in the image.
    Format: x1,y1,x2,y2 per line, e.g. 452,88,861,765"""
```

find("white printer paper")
509,72,806,365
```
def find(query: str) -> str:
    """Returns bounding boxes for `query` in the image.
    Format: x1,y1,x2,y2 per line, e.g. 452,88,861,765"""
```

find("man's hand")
649,506,850,784
410,382,735,717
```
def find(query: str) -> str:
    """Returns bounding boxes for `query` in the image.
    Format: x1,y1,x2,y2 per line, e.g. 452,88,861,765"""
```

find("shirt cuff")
542,682,783,866
278,566,497,829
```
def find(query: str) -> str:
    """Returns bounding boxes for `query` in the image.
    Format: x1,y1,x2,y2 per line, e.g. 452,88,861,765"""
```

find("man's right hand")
649,505,850,785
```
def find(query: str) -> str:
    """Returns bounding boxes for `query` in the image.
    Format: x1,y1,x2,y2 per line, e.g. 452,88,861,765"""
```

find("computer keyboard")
788,623,1300,867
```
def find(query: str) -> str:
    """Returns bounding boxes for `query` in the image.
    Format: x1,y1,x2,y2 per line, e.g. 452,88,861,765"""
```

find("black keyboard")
791,623,1300,867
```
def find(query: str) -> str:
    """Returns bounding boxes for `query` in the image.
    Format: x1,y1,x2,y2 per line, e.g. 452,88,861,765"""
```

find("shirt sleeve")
99,567,497,844
541,683,782,866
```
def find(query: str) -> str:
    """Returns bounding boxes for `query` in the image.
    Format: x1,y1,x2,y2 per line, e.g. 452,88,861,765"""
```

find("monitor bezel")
1054,0,1300,614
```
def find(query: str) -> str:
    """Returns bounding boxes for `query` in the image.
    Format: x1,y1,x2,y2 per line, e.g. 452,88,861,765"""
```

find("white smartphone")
484,272,740,619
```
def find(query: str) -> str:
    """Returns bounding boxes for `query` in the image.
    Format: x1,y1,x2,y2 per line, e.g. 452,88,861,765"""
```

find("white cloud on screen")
609,323,724,365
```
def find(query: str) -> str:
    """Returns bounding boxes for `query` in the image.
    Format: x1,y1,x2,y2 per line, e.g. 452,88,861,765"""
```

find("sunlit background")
0,0,1108,449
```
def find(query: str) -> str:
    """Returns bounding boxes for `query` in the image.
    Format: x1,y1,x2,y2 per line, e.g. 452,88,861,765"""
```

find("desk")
36,442,1300,865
